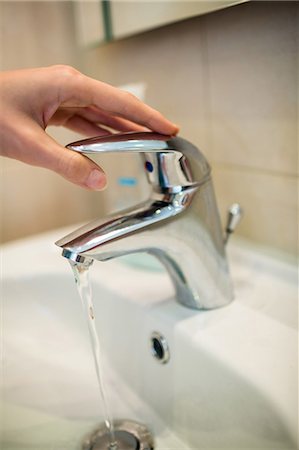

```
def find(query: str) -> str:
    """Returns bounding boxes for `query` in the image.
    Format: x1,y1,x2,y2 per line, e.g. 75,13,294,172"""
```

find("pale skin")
0,65,179,190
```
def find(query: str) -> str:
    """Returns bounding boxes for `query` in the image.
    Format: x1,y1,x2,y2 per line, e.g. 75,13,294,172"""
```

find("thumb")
34,129,107,190
54,144,107,190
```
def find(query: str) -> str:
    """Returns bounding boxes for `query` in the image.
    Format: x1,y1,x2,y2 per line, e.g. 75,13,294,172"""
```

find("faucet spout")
56,191,190,261
56,132,233,310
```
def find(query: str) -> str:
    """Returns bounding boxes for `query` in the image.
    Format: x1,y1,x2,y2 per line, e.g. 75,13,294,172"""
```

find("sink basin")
1,227,298,449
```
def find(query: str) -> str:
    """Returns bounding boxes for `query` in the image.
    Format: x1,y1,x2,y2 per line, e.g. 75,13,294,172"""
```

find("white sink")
1,228,298,449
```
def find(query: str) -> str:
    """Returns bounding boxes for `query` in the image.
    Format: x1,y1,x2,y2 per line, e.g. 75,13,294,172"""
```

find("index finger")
59,70,179,136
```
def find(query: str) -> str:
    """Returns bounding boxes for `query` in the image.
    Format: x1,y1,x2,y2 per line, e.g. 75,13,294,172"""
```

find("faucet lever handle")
66,131,173,154
66,132,210,191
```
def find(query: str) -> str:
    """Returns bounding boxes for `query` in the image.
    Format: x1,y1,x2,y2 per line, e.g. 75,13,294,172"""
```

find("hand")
0,65,179,190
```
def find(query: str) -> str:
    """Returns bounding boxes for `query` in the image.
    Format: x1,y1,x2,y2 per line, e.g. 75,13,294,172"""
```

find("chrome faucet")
56,132,235,310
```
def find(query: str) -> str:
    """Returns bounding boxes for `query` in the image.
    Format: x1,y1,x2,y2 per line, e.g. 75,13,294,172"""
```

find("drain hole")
82,420,154,450
92,430,138,450
150,332,170,364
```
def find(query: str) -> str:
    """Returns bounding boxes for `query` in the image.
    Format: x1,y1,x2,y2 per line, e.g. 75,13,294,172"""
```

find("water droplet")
89,306,94,320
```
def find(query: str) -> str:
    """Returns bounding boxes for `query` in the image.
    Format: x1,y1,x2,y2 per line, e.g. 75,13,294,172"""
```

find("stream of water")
70,261,117,449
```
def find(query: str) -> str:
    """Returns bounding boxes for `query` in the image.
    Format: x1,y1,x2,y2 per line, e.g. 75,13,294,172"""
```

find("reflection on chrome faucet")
56,132,233,310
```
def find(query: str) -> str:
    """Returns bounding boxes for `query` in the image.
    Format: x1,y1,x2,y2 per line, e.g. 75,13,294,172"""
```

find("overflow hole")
150,332,170,364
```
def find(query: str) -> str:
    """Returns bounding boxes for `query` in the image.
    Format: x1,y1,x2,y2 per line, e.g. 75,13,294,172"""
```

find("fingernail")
86,169,106,190
170,123,179,134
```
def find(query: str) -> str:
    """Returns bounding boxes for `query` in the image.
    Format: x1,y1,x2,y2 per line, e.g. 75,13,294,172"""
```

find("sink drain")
82,420,154,450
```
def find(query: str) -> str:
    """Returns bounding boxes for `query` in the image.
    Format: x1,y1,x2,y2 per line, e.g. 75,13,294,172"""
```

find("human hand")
0,65,179,190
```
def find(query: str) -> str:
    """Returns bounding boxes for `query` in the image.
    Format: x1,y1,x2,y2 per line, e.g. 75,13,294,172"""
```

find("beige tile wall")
0,1,298,258
83,1,298,256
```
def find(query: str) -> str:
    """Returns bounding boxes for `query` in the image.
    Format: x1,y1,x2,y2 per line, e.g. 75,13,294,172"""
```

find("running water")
70,261,117,449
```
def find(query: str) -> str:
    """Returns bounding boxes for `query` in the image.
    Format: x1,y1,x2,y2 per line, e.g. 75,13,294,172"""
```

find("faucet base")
82,420,154,450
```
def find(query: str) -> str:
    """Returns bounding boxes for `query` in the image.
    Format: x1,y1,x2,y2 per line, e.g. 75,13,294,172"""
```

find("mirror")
74,1,248,46
108,1,247,41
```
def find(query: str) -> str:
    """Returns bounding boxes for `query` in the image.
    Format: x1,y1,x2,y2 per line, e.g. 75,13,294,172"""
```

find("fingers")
57,68,179,135
50,105,148,134
86,78,179,135
70,105,150,133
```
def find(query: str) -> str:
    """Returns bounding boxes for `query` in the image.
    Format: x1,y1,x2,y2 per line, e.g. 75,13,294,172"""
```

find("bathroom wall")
1,1,297,259
0,1,104,243
82,1,298,257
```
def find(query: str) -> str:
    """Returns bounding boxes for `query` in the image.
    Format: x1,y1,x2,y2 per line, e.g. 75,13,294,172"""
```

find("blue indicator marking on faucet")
145,161,154,172
117,177,138,187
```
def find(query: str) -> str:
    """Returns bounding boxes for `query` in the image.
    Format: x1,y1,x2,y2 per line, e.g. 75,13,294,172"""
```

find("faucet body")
56,132,233,310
